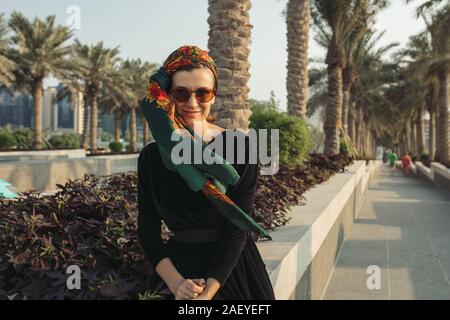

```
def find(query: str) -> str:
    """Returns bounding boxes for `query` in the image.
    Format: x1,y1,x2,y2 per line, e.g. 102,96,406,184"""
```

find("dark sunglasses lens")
196,89,214,102
173,88,190,102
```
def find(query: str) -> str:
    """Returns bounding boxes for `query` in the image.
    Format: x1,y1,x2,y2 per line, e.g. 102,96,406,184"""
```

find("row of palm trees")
0,12,155,152
390,2,450,163
287,0,449,164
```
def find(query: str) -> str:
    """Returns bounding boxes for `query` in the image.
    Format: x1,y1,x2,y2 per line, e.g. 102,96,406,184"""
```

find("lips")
183,110,201,115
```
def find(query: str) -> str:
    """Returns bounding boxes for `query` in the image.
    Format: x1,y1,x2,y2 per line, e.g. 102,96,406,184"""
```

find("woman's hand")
174,278,206,300
193,277,220,300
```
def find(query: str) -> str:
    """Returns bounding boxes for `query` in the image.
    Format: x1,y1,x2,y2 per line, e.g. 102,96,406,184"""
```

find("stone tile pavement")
322,164,450,300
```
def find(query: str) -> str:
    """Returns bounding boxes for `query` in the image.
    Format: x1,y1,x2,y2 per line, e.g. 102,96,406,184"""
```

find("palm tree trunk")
416,104,424,156
437,72,449,164
207,0,252,130
324,64,343,154
32,81,43,150
89,93,98,152
142,113,149,146
429,110,436,161
406,124,411,155
114,109,121,143
412,121,417,157
342,89,349,136
342,66,354,137
82,95,89,149
348,105,354,145
355,106,362,155
129,107,136,153
360,121,366,155
286,0,310,119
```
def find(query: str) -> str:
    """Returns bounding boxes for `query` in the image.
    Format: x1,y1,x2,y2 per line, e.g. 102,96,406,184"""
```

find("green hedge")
249,104,313,168
48,133,81,149
109,141,123,153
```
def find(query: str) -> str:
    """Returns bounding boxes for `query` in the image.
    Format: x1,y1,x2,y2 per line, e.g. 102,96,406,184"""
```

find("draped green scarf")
140,65,271,240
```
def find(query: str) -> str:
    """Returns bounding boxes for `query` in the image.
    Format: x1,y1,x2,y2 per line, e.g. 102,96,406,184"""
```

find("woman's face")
170,67,216,127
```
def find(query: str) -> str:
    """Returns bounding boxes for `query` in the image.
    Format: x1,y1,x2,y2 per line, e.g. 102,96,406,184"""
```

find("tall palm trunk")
355,106,363,155
32,80,43,150
405,123,411,155
89,92,98,152
437,72,449,164
207,0,253,130
82,94,89,149
429,110,436,161
324,64,343,154
114,109,121,143
410,120,417,156
348,108,354,144
129,107,137,153
416,104,425,156
360,121,366,155
342,66,354,137
286,0,310,119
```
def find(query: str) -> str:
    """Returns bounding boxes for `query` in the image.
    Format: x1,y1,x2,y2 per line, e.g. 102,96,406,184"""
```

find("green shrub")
250,104,313,168
109,141,123,153
48,133,81,149
0,128,17,149
13,127,33,149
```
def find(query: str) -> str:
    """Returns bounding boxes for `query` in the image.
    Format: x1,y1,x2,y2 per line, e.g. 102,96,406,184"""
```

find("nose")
185,92,199,108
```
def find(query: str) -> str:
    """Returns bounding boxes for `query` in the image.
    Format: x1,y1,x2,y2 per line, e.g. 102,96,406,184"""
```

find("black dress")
137,129,275,300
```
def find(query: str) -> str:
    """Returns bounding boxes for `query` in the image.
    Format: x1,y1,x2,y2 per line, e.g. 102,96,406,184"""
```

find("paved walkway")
322,164,450,299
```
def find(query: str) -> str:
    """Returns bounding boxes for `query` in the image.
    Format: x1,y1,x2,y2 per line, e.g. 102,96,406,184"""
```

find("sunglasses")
170,87,216,103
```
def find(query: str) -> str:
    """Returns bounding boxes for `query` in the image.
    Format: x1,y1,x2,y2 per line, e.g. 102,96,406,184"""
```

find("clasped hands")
174,278,217,300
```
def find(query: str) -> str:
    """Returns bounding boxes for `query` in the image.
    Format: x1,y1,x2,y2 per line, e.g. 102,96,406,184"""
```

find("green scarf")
140,66,271,240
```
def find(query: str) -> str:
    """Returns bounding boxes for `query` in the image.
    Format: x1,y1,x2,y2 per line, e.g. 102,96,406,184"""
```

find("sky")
0,0,428,112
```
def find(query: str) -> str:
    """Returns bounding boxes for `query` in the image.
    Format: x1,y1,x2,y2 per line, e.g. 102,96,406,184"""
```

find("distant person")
388,151,398,175
402,152,412,176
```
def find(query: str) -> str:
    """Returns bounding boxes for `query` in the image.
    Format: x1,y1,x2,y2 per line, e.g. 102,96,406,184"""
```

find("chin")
183,116,204,126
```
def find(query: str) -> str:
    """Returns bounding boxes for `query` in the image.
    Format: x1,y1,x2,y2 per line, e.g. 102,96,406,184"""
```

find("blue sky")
0,0,427,111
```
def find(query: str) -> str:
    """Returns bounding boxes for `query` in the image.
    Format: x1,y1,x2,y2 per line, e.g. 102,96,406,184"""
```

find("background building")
0,88,33,128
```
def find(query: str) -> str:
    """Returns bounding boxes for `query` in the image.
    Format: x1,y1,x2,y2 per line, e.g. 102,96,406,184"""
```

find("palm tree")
73,41,121,152
425,80,438,160
7,12,74,149
406,0,447,15
405,1,449,163
427,8,450,164
286,0,310,119
119,59,156,152
311,0,371,154
0,14,15,89
207,0,253,130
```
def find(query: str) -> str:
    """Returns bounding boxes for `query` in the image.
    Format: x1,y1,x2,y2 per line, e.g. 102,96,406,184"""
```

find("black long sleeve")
204,134,259,286
137,151,169,270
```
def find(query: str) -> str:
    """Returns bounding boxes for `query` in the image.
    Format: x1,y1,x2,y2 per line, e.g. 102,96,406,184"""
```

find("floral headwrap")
163,45,217,81
141,45,271,240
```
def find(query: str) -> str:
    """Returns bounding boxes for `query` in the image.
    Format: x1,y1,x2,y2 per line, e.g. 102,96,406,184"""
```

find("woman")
138,45,275,300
